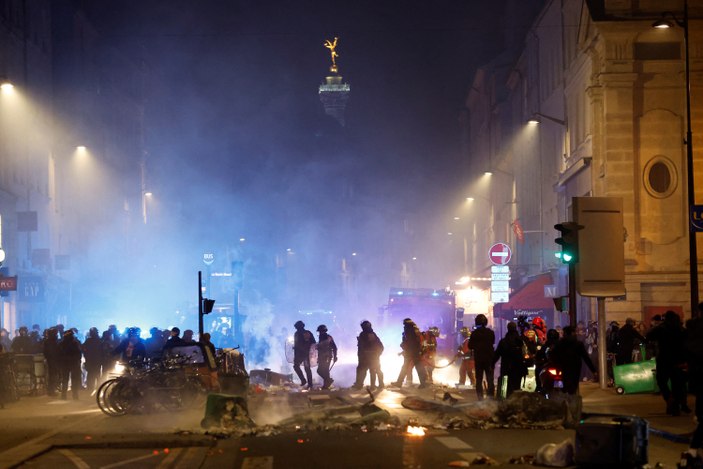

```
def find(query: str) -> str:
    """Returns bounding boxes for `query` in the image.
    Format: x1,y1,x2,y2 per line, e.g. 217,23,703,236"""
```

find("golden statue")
323,37,339,73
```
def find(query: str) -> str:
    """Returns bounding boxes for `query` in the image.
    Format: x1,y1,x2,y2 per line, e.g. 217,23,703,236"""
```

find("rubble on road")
401,391,581,430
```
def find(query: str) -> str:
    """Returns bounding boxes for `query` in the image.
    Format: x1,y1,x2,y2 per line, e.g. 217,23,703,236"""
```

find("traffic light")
554,222,583,264
203,298,215,314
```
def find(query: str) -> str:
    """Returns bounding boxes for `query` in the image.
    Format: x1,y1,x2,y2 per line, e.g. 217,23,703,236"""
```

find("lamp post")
654,1,699,317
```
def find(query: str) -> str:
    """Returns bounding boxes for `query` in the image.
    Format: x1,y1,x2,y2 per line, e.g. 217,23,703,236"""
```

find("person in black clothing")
536,328,560,394
551,325,597,395
162,327,186,353
683,304,703,465
43,327,61,396
293,320,316,389
469,314,495,400
493,321,527,398
646,310,689,415
82,327,103,393
616,318,646,365
112,327,147,364
145,327,165,359
353,320,384,390
392,319,427,388
316,325,338,390
59,329,82,400
11,326,34,354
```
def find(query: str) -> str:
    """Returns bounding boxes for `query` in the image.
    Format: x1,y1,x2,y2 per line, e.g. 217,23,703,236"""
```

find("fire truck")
382,287,463,356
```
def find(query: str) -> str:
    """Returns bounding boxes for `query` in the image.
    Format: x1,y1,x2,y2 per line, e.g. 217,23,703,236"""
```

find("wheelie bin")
612,358,658,395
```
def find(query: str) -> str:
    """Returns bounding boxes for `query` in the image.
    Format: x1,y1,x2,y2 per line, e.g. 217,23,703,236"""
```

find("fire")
406,425,426,437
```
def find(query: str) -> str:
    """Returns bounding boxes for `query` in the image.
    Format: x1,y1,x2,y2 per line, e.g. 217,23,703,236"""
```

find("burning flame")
406,425,426,437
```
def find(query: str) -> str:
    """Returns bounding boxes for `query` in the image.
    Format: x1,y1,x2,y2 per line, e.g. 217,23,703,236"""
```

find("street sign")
491,291,509,303
544,284,558,298
488,242,512,265
0,276,17,291
691,205,703,232
203,252,215,266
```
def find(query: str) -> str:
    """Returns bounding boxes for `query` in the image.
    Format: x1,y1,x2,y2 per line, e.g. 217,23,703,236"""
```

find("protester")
646,310,689,416
682,303,703,466
551,325,597,395
616,318,645,365
493,321,526,398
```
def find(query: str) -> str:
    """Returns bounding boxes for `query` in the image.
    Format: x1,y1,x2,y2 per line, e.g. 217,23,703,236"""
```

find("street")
0,382,695,468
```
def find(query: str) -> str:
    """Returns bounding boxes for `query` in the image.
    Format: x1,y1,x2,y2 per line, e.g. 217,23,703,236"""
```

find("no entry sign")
488,242,512,266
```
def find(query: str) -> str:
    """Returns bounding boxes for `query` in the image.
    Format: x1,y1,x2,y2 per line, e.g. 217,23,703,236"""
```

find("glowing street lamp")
653,1,699,316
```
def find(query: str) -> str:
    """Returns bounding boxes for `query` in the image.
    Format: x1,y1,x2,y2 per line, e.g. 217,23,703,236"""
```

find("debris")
448,461,470,467
534,439,574,467
442,392,459,405
468,454,499,465
507,454,534,464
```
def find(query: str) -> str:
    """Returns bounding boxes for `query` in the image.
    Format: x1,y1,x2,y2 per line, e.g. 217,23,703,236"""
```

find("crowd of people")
0,324,219,400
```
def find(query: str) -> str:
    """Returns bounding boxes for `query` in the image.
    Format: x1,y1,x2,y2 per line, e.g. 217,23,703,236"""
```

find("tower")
319,37,350,127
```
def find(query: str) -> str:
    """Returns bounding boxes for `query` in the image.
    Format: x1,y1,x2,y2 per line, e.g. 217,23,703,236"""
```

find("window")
644,156,677,198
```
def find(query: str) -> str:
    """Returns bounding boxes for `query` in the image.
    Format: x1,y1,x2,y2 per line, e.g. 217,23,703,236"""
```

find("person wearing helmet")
316,325,338,390
457,326,475,388
113,327,147,364
11,326,34,354
353,320,385,390
421,327,440,383
468,314,495,399
82,327,103,393
391,319,428,388
493,321,528,398
293,321,316,390
58,329,83,400
531,317,546,344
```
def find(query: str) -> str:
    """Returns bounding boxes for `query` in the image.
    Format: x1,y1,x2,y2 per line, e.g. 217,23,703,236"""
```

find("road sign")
0,276,17,291
488,243,512,265
544,285,558,298
692,205,703,232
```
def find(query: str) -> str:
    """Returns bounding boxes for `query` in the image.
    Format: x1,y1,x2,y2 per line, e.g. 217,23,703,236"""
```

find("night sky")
78,1,539,329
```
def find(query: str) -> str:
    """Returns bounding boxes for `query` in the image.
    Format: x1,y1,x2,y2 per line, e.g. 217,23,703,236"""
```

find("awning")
493,273,555,319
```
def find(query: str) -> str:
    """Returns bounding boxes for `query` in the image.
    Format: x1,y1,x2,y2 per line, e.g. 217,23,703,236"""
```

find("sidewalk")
579,381,697,441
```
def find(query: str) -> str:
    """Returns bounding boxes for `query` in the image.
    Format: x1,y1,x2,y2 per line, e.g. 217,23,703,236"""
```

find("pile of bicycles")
96,354,206,416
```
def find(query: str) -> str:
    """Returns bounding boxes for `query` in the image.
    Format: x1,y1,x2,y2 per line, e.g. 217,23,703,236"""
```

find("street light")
527,112,566,126
653,1,699,317
0,78,13,93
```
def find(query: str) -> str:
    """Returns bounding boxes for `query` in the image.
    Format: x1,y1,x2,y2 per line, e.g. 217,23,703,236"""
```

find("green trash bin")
613,359,658,395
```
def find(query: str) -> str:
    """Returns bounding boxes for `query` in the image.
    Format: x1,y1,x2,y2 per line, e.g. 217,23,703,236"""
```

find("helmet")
460,326,470,337
475,314,488,327
360,320,372,330
294,320,305,329
428,326,440,337
127,327,140,337
403,318,414,325
317,324,328,333
532,317,545,330
19,326,28,335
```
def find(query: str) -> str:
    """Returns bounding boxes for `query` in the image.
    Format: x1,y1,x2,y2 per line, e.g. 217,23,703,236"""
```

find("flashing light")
431,291,439,297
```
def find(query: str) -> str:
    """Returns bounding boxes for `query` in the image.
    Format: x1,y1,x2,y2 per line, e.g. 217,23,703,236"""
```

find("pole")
198,271,203,338
597,297,608,389
568,262,577,326
683,0,700,317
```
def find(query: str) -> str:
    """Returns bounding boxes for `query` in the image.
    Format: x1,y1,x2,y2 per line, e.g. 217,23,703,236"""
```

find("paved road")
0,382,695,468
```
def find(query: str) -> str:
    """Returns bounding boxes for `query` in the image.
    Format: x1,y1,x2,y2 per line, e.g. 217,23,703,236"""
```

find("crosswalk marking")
175,447,207,468
57,449,90,469
100,450,161,468
435,436,473,450
241,455,274,469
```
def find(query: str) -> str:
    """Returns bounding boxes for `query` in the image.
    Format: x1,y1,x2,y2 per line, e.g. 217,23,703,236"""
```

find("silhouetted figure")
469,314,495,400
82,327,103,393
292,321,315,390
392,318,427,388
493,321,526,398
683,304,703,463
43,328,61,396
353,320,384,389
616,318,645,365
59,330,82,400
551,325,596,395
646,310,689,415
316,325,338,390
